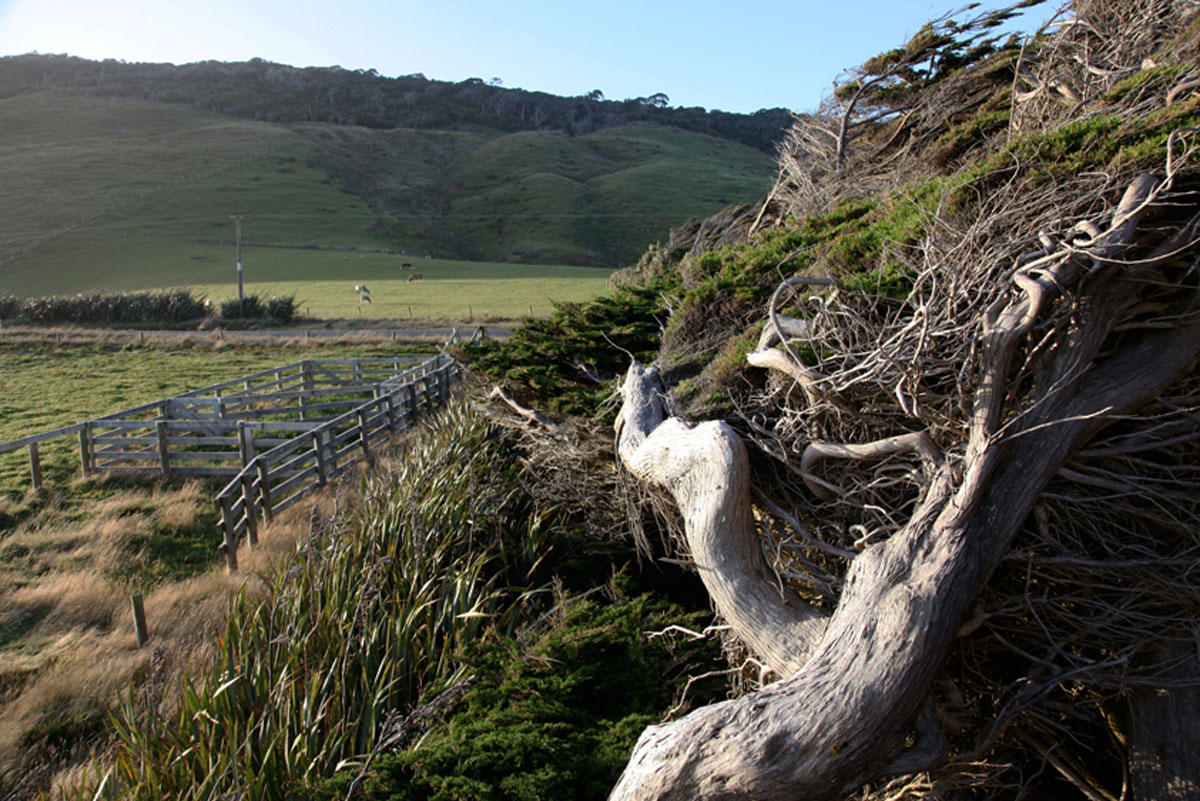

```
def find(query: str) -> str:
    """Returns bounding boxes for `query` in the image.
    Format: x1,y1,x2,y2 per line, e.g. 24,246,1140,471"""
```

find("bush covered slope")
460,1,1200,798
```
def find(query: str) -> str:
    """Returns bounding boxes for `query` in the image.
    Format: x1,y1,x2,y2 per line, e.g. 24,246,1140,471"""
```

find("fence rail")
0,327,486,571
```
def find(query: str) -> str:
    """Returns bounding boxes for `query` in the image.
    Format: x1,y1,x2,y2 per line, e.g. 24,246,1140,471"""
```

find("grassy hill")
0,91,775,301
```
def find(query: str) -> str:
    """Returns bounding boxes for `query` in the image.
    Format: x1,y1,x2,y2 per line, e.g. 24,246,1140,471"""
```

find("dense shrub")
324,588,724,801
460,284,665,417
0,290,207,325
218,293,296,322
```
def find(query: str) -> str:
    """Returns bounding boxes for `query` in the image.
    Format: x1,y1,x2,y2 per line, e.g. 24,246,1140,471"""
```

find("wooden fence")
0,327,486,571
210,356,458,570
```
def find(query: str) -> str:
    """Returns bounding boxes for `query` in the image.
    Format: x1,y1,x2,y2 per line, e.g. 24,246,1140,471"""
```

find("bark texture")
616,363,828,676
1128,637,1200,801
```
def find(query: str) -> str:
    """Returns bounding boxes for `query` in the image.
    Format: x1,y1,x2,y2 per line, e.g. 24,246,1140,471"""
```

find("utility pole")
230,214,244,317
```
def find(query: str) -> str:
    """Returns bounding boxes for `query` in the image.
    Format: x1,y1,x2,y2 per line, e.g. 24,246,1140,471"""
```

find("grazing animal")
355,284,370,293
401,262,414,270
355,284,372,303
407,273,424,283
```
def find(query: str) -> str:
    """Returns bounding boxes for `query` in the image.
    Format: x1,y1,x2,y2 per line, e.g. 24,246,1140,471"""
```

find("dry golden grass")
0,471,337,792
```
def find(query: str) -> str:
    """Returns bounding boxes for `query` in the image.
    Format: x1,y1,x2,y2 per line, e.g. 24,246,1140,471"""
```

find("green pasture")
2,238,611,319
0,339,430,495
0,92,297,260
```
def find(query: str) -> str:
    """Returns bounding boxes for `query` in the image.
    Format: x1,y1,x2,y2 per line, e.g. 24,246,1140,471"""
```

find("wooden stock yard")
0,328,485,571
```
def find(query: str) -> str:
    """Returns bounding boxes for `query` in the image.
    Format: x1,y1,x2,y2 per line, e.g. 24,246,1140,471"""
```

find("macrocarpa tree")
606,1,1200,799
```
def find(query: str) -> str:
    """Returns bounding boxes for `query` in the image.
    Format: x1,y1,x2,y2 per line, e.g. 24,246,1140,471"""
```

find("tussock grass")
77,403,559,800
0,476,233,782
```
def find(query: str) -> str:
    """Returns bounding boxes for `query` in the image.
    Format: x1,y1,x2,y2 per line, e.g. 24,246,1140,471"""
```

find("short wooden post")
156,421,170,477
357,409,370,457
300,362,313,421
385,394,397,431
131,592,148,648
218,496,238,572
406,383,418,424
326,427,340,474
468,305,473,321
28,443,43,490
237,421,255,467
78,423,92,476
256,458,274,521
241,473,259,548
438,368,450,404
312,432,328,486
407,305,412,319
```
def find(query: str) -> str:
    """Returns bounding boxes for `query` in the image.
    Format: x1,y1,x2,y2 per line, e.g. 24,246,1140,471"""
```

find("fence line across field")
0,326,487,572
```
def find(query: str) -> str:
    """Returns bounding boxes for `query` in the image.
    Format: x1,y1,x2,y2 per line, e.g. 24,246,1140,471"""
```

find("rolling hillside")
0,89,776,298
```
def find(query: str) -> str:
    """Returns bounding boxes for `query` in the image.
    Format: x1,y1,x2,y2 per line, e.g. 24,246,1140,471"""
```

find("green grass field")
0,91,772,317
0,337,432,494
4,238,612,320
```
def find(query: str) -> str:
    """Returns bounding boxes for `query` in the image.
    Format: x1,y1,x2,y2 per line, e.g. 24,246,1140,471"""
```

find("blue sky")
0,1,1055,114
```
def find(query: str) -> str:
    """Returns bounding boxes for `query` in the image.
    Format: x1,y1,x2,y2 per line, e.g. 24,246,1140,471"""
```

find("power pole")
230,214,244,317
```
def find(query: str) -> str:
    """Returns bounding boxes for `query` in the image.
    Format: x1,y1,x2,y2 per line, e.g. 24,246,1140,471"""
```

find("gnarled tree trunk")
610,175,1200,800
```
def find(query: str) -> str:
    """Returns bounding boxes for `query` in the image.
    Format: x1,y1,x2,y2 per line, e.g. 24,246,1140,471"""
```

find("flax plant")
97,403,556,800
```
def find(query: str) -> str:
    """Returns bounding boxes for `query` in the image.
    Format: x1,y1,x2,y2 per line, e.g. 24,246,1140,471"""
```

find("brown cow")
407,273,424,283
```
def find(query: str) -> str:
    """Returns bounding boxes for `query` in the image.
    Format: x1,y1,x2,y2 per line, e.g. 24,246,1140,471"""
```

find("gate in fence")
0,328,485,571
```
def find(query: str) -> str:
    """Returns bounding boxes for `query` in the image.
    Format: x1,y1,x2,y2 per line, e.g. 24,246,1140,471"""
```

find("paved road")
216,326,513,340
0,325,513,341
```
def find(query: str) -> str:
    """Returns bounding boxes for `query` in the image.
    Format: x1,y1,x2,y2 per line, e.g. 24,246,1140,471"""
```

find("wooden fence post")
218,496,239,572
241,472,259,548
131,592,148,648
156,421,170,477
357,409,371,457
78,423,92,476
237,421,255,467
312,432,328,486
385,394,397,432
406,383,418,425
28,443,43,490
256,458,274,521
300,362,313,421
438,368,450,404
130,592,147,647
